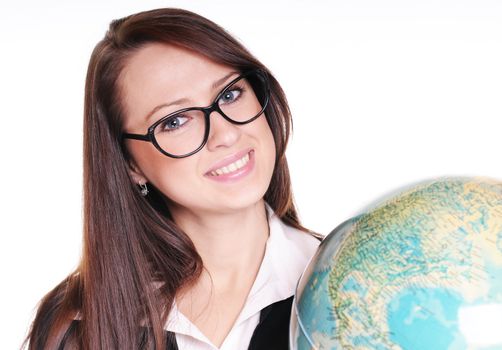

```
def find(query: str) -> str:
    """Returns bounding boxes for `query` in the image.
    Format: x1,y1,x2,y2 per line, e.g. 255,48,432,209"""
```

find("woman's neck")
170,200,270,290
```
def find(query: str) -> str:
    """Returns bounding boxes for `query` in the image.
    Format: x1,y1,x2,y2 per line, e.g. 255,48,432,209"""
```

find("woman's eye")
160,114,189,132
218,88,242,105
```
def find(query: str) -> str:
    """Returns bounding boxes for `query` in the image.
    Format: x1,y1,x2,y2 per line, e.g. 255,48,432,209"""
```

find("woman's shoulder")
266,204,323,247
282,224,322,248
274,217,322,253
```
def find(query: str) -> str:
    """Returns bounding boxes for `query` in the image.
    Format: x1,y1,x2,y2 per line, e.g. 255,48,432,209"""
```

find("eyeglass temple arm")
122,133,150,141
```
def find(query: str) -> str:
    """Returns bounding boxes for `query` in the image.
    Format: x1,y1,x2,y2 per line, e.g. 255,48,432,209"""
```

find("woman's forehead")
121,43,232,90
119,43,235,126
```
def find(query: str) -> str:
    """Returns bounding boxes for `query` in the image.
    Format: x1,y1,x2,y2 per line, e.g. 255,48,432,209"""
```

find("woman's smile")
205,148,255,182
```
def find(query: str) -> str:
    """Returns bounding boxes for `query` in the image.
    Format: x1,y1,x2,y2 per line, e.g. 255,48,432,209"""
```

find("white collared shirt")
164,206,321,349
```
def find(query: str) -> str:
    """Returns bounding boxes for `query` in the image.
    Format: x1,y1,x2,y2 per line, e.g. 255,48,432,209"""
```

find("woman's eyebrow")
144,70,239,122
211,70,239,90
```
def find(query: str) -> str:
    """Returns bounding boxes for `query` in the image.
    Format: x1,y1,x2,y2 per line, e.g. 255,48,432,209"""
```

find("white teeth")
210,152,250,176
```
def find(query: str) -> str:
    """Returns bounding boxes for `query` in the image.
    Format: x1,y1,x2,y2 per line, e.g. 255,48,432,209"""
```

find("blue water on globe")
387,288,465,348
291,177,502,350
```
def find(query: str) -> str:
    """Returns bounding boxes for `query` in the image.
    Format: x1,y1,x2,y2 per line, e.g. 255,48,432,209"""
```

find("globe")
290,177,502,350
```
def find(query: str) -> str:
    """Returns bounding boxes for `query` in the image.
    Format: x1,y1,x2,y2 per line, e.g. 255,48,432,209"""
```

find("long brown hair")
24,7,317,349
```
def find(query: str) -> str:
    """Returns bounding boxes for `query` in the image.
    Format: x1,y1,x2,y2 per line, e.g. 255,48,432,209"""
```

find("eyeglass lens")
153,71,268,157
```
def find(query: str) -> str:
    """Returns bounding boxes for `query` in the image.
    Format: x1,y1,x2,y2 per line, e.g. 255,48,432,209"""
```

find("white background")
1,0,500,348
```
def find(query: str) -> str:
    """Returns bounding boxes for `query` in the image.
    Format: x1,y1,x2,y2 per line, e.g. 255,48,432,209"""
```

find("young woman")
25,8,322,350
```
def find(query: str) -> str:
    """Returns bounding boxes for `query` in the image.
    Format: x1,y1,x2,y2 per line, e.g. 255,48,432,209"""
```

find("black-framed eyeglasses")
122,69,270,158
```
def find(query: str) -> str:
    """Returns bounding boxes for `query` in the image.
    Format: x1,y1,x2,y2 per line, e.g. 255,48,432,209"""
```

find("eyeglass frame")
121,69,270,159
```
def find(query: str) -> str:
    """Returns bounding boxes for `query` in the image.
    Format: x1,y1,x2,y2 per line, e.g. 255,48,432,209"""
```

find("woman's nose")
205,111,241,151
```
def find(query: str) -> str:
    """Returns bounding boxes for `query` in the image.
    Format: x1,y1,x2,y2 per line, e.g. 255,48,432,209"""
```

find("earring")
139,182,149,196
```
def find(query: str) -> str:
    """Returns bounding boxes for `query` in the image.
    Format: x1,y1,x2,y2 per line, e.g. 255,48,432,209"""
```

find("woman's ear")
128,159,148,185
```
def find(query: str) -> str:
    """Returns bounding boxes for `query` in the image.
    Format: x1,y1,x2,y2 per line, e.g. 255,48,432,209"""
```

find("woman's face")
120,43,276,216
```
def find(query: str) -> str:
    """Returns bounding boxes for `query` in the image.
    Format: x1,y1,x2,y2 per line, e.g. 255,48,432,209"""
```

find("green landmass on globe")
291,177,502,350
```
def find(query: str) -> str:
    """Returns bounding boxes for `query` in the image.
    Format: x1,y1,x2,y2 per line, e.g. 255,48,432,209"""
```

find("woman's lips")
205,148,253,174
205,150,255,182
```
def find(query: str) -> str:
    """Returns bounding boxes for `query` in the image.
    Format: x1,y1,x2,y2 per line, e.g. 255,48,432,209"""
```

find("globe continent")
291,177,502,350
